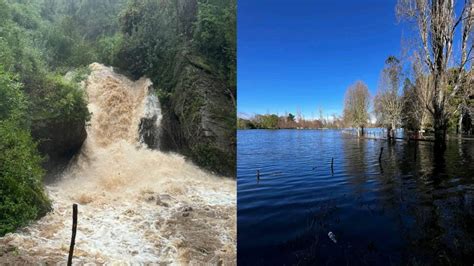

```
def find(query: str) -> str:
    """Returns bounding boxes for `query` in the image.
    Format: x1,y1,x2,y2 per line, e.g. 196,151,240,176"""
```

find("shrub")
0,68,27,123
0,121,51,236
0,68,50,236
30,74,90,124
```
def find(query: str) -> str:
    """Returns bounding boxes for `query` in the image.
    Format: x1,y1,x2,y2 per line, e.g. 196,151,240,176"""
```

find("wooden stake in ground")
68,204,78,266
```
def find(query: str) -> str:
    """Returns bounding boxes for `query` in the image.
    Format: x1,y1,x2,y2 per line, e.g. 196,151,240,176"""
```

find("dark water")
237,130,474,265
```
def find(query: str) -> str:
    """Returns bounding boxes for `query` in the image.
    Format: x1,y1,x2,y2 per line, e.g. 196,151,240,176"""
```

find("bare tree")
397,0,474,144
318,107,326,127
343,81,371,136
374,56,404,140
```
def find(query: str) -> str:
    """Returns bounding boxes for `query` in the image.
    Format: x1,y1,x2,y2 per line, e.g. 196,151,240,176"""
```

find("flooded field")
238,129,473,265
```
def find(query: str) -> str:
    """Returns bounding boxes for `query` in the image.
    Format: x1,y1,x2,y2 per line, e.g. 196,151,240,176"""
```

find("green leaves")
0,120,51,237
30,73,90,124
0,68,27,123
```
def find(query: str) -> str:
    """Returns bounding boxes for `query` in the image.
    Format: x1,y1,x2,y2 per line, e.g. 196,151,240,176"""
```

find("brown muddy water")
0,63,236,265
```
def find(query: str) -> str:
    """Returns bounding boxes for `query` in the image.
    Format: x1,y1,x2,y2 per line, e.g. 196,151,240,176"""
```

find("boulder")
31,119,86,181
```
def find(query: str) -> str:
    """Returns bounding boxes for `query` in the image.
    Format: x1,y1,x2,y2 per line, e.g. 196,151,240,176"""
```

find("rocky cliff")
159,52,236,177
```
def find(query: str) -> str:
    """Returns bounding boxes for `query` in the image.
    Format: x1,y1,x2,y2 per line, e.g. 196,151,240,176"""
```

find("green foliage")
30,74,90,124
194,0,236,91
401,78,421,131
116,0,236,91
0,120,51,236
240,114,280,129
0,12,48,88
237,118,256,129
0,0,117,235
35,0,126,69
0,68,27,123
0,71,51,236
115,0,236,176
117,0,179,81
258,114,279,129
96,34,123,66
288,113,295,122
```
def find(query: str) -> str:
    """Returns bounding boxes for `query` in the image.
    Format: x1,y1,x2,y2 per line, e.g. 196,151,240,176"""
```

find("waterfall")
0,63,235,264
139,93,162,149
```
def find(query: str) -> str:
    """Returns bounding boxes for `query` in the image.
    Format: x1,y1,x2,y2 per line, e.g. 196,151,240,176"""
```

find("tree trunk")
361,126,365,137
391,122,396,142
458,112,463,135
433,109,447,148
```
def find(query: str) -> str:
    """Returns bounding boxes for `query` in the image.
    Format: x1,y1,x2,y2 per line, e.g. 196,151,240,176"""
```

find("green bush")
0,121,51,236
0,63,50,237
0,68,27,123
30,74,90,124
96,34,123,66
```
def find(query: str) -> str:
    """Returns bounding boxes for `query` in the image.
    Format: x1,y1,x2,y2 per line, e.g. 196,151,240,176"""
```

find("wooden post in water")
68,204,78,266
331,157,334,174
378,147,384,163
256,170,260,181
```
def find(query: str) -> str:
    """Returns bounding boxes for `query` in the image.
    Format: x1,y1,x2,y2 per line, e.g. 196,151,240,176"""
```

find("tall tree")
397,0,474,144
374,56,404,140
343,81,370,136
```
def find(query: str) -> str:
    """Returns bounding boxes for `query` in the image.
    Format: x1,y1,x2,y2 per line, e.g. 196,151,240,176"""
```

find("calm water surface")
237,129,474,265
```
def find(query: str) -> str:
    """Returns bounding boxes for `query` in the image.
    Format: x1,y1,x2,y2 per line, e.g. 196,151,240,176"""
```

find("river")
0,63,236,264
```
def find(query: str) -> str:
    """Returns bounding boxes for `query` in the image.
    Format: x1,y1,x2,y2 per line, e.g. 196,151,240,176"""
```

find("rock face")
159,53,236,177
31,119,87,180
138,93,162,149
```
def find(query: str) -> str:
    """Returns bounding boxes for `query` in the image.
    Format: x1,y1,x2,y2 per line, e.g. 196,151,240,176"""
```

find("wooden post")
331,157,334,174
378,147,383,163
256,170,260,181
68,204,78,266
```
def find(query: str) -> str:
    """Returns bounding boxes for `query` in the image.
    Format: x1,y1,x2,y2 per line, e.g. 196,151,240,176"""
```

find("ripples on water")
237,129,474,265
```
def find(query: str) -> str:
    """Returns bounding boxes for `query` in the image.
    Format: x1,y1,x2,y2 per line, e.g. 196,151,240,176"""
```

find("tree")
256,114,279,129
374,56,404,140
343,81,370,136
449,69,474,134
288,113,295,122
397,0,474,144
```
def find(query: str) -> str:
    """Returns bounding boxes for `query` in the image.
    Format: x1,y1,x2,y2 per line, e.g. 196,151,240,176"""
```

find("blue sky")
237,0,406,119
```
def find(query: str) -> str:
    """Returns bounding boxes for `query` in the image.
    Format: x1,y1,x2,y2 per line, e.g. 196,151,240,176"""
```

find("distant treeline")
238,113,345,129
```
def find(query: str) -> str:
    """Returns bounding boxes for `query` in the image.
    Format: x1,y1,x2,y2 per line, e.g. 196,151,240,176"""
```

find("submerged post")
378,147,384,163
256,169,260,180
68,204,78,266
331,157,334,174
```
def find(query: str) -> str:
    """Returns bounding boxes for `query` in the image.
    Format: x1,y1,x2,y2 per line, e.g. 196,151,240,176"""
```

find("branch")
452,0,469,30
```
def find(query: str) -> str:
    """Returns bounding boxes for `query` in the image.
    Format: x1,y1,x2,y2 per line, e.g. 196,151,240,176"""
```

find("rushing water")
0,63,236,264
238,129,474,265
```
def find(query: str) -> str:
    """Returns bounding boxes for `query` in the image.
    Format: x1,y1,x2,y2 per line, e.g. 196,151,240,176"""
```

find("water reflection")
237,130,474,265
